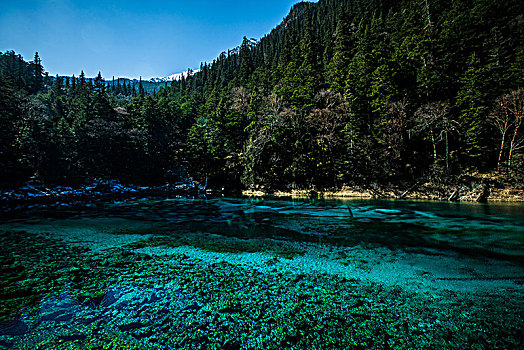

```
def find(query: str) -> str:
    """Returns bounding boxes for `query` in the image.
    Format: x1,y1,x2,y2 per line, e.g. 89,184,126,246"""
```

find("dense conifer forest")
1,0,523,192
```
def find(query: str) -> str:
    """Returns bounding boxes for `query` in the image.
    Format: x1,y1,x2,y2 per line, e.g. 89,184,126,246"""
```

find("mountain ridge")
149,37,258,82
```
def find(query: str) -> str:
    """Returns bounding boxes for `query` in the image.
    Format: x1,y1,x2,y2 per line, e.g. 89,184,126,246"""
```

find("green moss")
126,232,306,259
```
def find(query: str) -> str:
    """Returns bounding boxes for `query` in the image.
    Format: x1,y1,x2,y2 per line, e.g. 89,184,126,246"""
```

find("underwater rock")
77,315,98,326
219,306,242,314
0,320,28,336
184,303,202,312
40,310,74,323
99,291,119,308
117,322,147,332
131,328,154,340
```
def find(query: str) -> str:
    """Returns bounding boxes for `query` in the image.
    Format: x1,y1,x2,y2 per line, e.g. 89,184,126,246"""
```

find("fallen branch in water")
345,204,354,218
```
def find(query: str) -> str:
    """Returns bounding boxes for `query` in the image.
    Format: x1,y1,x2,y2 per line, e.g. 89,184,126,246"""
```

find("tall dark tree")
30,52,44,93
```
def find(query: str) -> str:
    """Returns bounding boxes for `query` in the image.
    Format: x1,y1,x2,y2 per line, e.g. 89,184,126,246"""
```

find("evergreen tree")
94,72,105,96
79,70,86,88
31,52,44,93
239,37,254,86
138,77,145,96
71,74,76,91
457,53,489,165
327,7,353,93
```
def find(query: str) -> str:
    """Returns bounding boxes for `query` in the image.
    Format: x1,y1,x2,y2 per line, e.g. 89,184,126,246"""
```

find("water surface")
1,197,523,349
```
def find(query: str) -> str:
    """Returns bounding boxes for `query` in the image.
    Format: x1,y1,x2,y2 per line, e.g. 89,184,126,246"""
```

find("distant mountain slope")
150,69,201,83
150,38,257,83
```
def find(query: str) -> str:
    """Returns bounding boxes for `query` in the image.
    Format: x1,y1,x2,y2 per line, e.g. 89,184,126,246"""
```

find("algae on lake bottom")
0,198,523,349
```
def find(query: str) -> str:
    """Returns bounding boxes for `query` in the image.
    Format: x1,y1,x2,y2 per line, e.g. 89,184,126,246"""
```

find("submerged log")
346,204,354,218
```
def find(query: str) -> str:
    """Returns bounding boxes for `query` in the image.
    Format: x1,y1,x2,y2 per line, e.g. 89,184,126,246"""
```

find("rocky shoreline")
244,181,524,202
0,180,206,213
244,187,524,202
2,172,523,212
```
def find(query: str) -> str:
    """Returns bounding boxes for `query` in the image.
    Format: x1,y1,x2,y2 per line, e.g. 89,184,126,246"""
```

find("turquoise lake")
1,197,523,349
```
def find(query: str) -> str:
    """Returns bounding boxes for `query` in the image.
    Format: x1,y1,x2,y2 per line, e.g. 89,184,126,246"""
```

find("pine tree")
51,74,64,93
327,7,353,93
239,37,254,86
138,77,145,96
94,71,105,96
71,74,76,90
79,70,86,88
457,53,488,164
31,52,44,93
116,78,121,95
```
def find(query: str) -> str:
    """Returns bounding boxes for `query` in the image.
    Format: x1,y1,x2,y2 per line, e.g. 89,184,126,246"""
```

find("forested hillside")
1,0,523,191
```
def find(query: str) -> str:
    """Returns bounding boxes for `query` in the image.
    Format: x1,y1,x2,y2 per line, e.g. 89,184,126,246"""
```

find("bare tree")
266,93,284,116
231,87,250,113
507,90,523,172
310,90,348,157
490,89,523,173
414,101,457,170
382,98,409,159
490,94,514,171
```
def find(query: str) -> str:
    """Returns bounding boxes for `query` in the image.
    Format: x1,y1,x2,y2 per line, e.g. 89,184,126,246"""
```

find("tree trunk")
509,133,516,172
445,131,449,171
508,116,522,172
425,0,432,29
431,129,437,162
497,133,506,172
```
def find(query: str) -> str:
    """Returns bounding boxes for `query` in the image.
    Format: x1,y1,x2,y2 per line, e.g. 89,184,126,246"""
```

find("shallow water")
1,197,523,349
6,197,522,261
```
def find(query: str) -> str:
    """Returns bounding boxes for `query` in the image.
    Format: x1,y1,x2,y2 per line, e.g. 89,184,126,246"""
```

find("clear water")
0,197,523,349
6,197,521,261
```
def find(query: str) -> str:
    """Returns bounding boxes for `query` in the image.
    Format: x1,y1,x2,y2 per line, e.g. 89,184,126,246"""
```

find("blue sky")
0,0,315,79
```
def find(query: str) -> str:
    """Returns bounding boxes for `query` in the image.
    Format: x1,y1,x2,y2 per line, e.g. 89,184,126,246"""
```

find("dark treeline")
1,0,523,191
